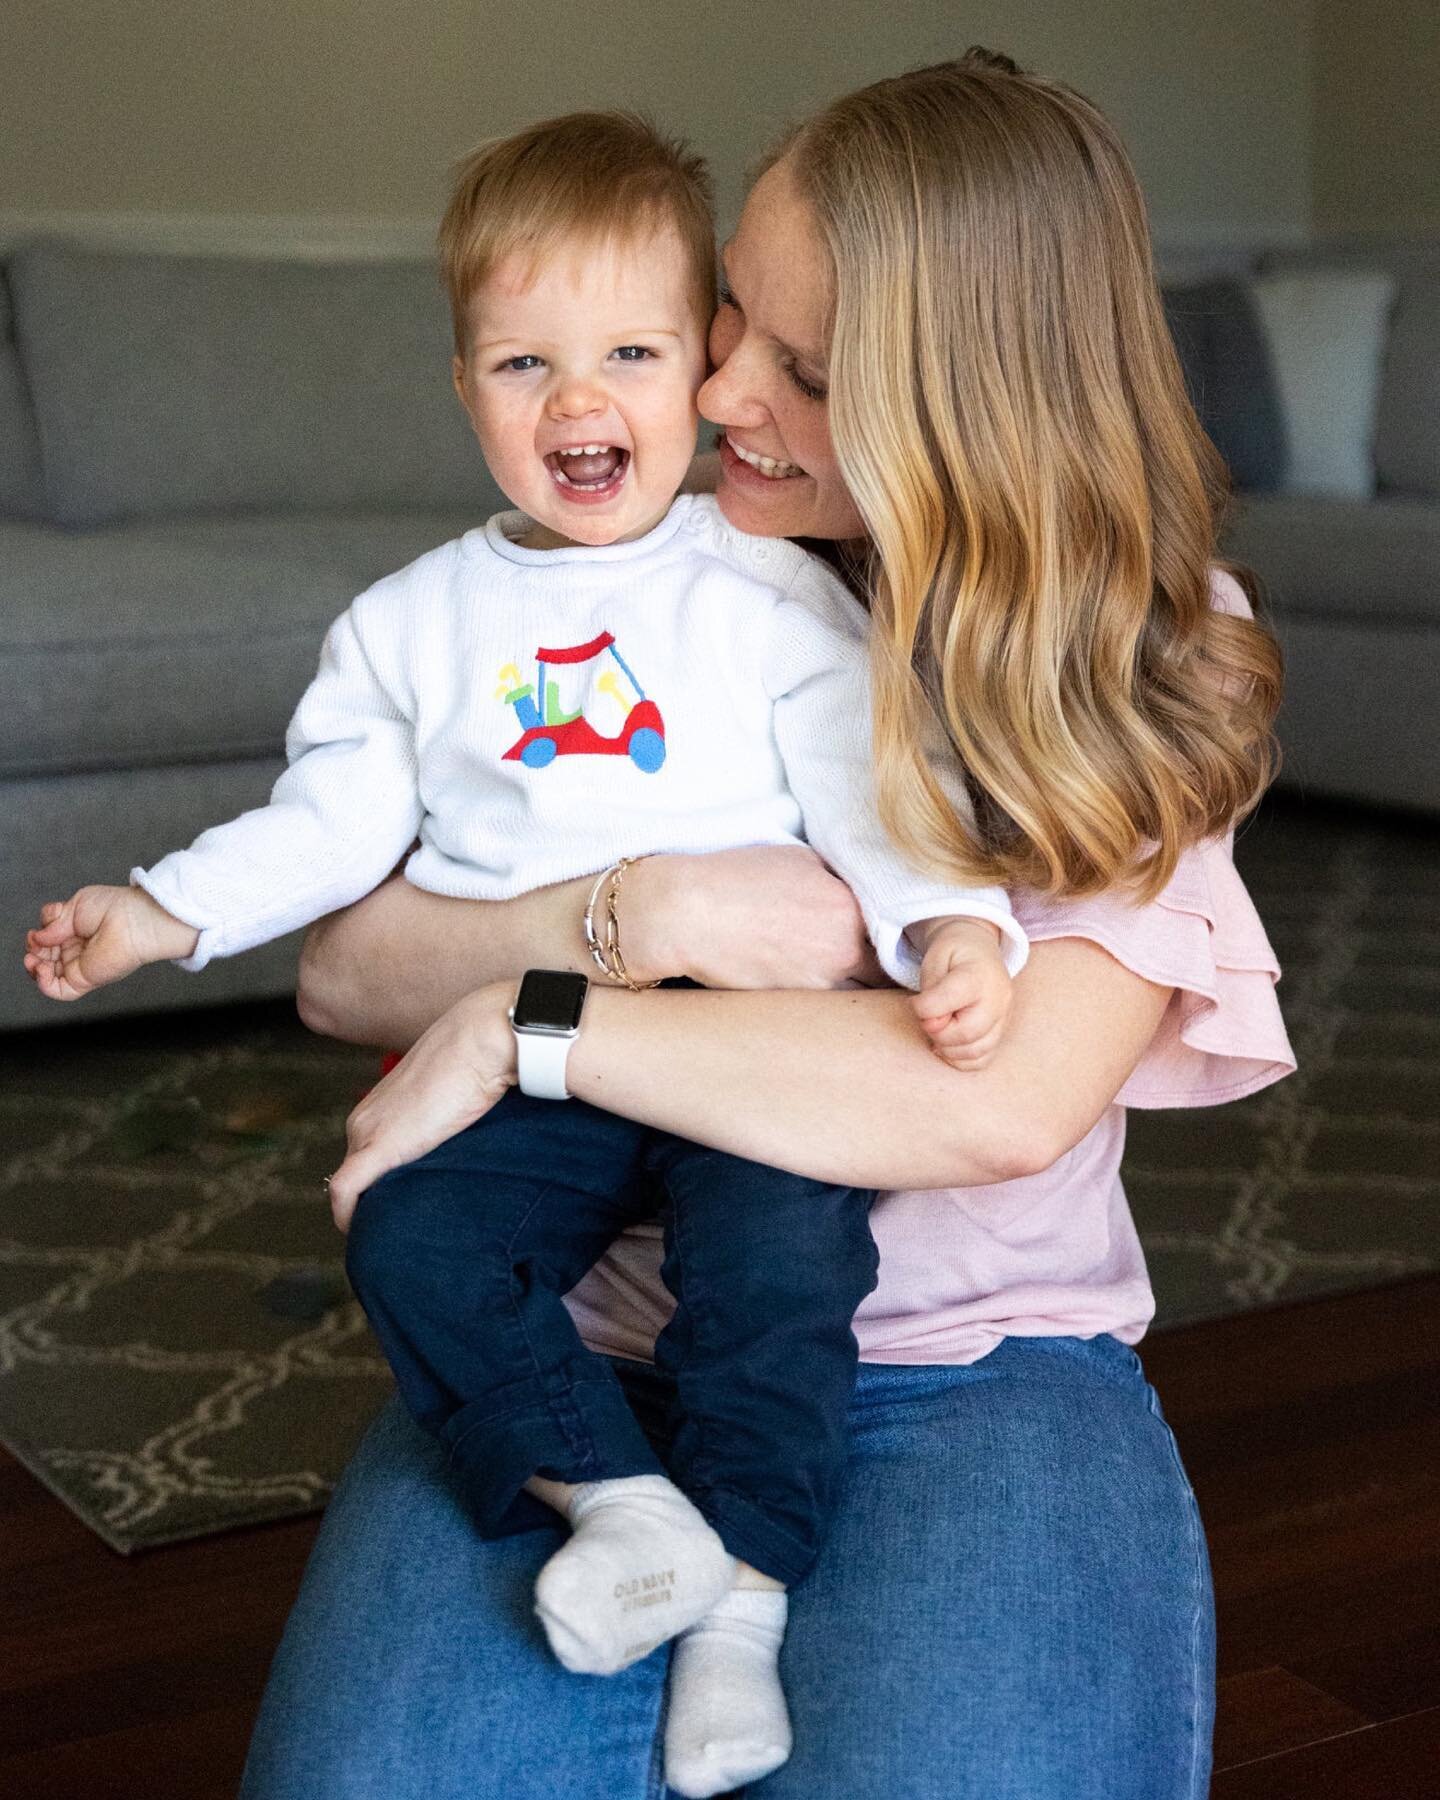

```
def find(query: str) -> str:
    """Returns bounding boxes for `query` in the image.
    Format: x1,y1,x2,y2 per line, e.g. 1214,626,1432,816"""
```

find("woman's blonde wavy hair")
778,50,1282,903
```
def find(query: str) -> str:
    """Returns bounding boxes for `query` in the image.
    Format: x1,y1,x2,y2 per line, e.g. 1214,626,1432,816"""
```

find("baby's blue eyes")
497,347,654,374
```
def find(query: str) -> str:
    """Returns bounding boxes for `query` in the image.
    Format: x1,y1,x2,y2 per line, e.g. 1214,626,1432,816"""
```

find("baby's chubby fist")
910,916,1015,1071
23,884,200,1002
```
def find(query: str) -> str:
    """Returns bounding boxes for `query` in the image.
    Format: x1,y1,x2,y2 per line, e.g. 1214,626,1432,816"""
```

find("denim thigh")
241,1336,1213,1800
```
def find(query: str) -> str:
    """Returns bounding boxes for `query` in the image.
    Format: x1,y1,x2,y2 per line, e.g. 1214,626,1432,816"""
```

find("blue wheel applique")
521,736,558,768
627,727,666,773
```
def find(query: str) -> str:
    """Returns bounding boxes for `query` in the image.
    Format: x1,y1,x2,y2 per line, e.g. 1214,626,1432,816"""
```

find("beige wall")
2,0,1312,250
1312,0,1440,238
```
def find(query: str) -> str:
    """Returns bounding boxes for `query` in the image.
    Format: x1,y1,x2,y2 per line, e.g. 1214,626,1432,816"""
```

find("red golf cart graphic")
496,630,666,772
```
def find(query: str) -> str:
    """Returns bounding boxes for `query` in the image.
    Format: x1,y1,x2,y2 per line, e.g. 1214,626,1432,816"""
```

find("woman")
242,52,1292,1800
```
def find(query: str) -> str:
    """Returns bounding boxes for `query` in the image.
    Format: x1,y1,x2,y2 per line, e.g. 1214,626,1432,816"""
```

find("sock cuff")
702,1587,789,1628
567,1472,687,1521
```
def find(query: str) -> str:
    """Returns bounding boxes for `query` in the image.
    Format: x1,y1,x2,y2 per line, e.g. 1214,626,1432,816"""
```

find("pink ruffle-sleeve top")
564,572,1296,1367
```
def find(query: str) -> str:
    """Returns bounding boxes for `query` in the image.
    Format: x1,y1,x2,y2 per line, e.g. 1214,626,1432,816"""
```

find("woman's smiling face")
698,158,867,545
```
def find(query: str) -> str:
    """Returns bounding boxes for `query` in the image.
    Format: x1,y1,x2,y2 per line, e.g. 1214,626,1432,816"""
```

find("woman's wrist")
605,853,696,985
467,977,523,1070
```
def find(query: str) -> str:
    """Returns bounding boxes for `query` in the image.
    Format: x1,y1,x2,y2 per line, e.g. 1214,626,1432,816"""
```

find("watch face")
513,969,588,1034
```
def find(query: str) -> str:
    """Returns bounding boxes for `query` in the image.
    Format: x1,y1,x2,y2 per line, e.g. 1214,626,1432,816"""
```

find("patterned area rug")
1127,799,1438,1323
1,796,1435,1551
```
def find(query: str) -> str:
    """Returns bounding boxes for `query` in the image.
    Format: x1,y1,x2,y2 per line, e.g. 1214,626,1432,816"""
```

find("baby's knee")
342,1166,425,1295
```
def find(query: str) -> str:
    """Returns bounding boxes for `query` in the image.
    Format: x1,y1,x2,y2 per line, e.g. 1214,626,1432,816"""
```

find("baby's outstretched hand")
912,918,1014,1071
23,886,200,1001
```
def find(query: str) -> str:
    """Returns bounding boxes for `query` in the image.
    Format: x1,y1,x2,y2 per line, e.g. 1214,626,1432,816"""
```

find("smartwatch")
510,969,589,1100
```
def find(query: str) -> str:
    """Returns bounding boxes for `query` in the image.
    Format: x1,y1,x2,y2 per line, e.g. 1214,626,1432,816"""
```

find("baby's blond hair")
439,111,716,357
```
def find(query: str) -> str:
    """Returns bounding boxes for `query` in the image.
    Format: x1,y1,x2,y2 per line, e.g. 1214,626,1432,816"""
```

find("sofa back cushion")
1161,278,1288,494
9,243,491,527
1374,275,1440,500
1249,269,1396,500
0,268,45,520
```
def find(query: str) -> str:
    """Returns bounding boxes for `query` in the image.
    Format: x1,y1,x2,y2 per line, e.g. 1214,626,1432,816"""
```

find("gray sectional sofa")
1,243,502,1029
1189,244,1440,819
1,237,1435,1030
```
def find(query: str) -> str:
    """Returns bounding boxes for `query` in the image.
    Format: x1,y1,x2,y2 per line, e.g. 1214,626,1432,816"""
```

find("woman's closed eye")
781,356,828,403
717,278,826,401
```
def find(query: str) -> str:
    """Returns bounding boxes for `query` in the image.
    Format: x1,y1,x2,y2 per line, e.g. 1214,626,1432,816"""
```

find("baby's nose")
548,377,606,419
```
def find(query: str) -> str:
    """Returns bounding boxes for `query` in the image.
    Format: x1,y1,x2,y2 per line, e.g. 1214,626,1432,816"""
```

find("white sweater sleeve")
133,598,425,971
765,560,1027,989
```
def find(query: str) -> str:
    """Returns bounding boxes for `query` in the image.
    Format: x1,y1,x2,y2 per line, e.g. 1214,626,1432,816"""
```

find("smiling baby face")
453,225,708,551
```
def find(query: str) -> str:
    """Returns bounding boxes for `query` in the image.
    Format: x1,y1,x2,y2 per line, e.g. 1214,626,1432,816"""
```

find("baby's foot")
664,1587,792,1797
533,1475,733,1675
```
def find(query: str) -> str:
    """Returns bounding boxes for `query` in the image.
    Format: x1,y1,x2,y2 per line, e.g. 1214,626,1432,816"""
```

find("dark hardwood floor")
3,1275,1438,1798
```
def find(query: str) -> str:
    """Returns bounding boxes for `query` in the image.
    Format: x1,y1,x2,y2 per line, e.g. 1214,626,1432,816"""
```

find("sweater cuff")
129,866,222,973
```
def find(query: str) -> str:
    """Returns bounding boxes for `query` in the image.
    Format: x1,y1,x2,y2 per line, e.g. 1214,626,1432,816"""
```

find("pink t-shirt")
564,572,1296,1366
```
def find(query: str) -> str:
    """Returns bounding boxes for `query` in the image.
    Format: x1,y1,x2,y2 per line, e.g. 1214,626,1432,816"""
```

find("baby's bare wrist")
919,915,1002,956
130,889,201,963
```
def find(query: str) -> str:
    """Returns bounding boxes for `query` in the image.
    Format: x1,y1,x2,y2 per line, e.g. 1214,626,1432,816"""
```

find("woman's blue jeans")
241,1336,1215,1800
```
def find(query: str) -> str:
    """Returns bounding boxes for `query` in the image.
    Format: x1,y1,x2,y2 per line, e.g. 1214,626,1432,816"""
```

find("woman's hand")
327,980,518,1231
627,846,886,990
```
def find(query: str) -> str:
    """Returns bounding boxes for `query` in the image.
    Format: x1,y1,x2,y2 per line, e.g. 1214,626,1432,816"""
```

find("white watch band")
514,1027,576,1101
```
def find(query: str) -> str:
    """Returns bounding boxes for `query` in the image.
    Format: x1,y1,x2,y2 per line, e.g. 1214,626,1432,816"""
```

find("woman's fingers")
328,1146,381,1233
324,981,519,1234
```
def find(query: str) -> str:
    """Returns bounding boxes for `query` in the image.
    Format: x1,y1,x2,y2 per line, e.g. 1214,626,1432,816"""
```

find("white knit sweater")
136,495,1025,985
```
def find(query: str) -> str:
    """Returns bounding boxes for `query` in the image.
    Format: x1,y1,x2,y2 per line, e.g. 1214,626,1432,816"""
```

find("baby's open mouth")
544,445,630,490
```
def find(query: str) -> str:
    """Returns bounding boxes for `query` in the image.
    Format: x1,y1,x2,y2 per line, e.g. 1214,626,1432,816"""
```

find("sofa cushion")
9,244,495,528
1220,494,1440,625
0,269,45,520
1162,279,1287,494
0,510,480,777
1374,275,1440,500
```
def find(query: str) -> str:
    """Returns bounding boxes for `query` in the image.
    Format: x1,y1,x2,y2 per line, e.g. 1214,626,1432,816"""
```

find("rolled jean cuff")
691,1483,824,1588
444,1377,665,1536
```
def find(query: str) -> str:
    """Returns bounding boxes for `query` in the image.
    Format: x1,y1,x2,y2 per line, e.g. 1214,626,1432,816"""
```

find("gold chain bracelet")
582,857,661,992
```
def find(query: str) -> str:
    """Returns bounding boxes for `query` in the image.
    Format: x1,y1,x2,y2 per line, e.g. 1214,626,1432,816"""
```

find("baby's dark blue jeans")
344,1086,879,1585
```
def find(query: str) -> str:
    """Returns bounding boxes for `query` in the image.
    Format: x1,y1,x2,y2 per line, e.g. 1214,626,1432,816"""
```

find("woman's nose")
698,311,766,429
698,354,767,430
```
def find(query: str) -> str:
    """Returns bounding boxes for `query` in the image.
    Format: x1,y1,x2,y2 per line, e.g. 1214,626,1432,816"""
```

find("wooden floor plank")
0,1702,260,1800
2,1275,1438,1796
1143,1276,1440,1681
1211,1705,1440,1798
1291,1622,1440,1729
1214,1667,1372,1770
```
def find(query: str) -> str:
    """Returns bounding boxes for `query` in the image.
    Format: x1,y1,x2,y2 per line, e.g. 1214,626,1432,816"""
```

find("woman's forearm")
297,848,877,1049
327,937,1173,1221
567,938,1173,1191
297,871,599,1047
